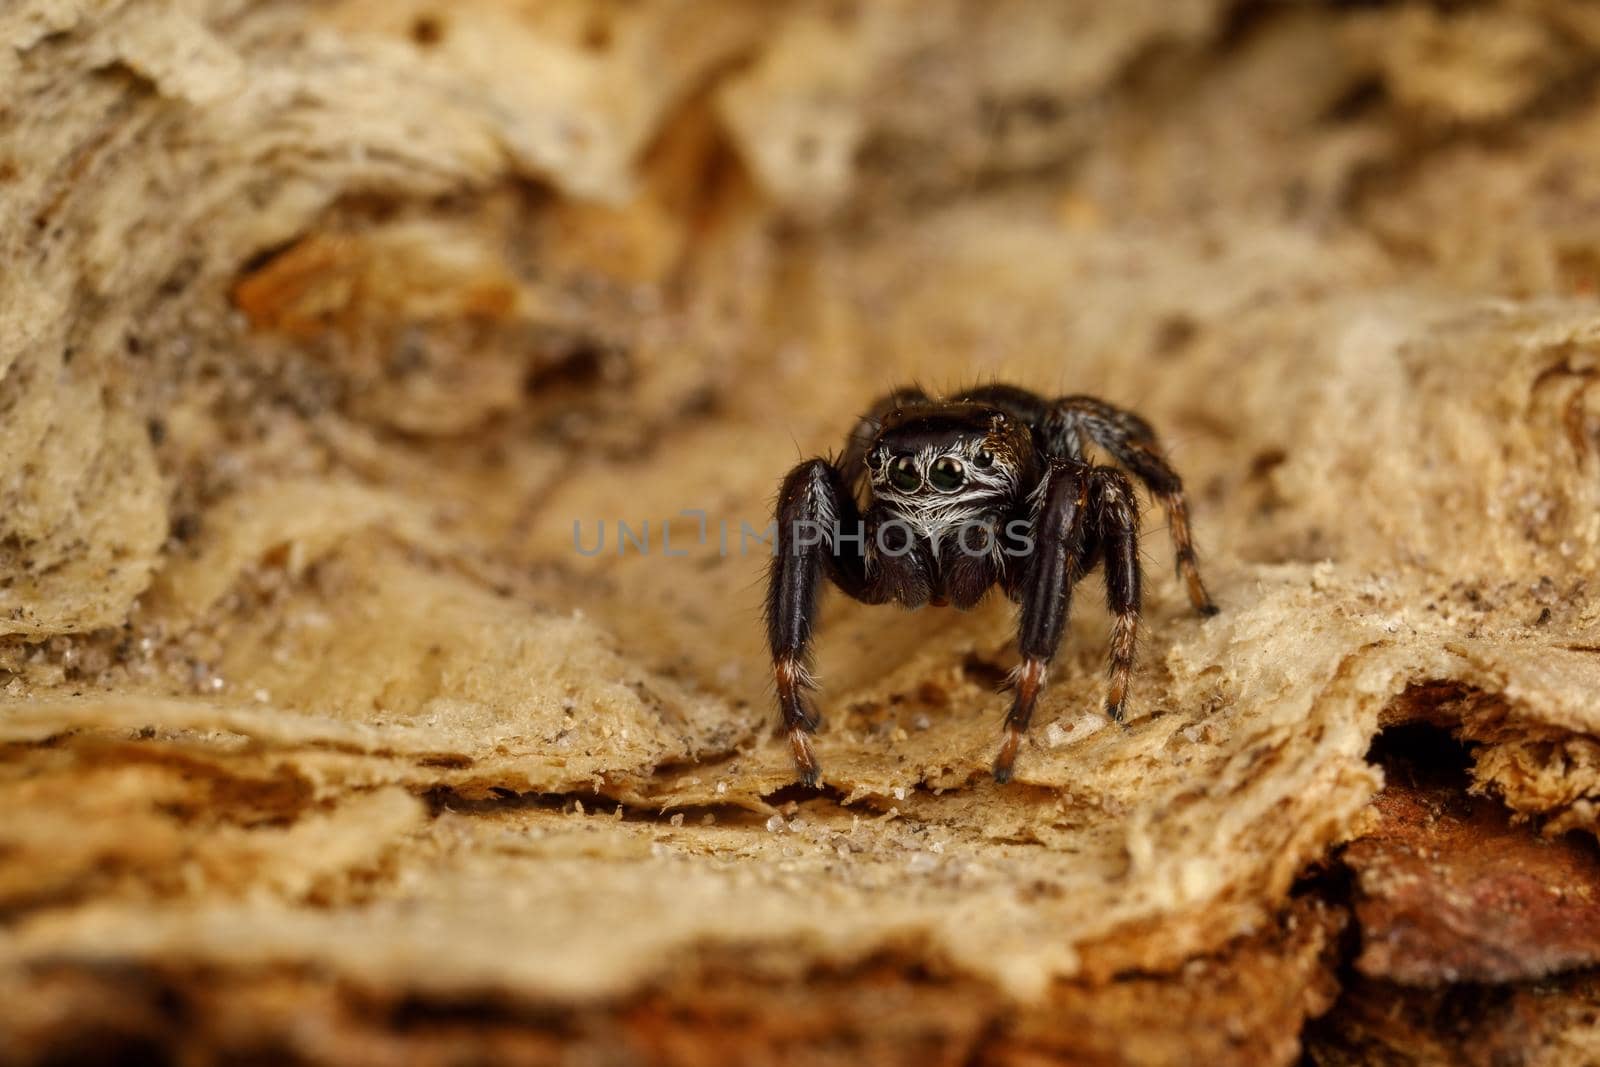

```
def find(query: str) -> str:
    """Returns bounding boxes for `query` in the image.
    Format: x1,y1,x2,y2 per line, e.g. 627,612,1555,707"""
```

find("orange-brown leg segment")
1092,469,1142,724
996,657,1048,782
775,655,821,785
1160,488,1216,617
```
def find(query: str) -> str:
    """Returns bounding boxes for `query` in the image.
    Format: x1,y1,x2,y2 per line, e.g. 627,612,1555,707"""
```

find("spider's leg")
995,460,1092,783
1056,396,1218,616
766,458,871,787
1089,468,1142,723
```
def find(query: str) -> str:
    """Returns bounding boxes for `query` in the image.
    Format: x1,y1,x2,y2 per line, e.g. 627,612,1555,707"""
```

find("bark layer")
4,2,1600,1063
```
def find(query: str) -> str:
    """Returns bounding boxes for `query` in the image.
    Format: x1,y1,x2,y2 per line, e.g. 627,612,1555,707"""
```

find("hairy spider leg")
995,464,1144,781
1057,396,1218,617
996,460,1090,782
766,458,886,787
1090,467,1143,725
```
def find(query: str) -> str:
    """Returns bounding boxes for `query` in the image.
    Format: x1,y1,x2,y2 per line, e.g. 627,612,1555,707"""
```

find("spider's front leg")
996,464,1143,782
765,458,873,787
996,461,1091,782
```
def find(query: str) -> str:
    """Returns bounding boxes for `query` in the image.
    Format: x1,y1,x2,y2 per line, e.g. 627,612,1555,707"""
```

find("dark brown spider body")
765,383,1218,786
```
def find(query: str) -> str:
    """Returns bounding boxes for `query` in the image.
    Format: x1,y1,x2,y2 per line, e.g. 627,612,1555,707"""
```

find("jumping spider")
765,383,1218,785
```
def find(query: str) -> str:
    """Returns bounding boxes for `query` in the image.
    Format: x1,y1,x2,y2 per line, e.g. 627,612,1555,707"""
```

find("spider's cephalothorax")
765,384,1219,786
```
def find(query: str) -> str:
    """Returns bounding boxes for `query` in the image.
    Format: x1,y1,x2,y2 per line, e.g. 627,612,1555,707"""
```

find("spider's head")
864,405,1029,506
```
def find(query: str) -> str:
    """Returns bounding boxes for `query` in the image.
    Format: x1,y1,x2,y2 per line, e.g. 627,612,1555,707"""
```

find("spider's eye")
865,449,884,471
973,448,995,470
888,456,921,492
929,456,965,492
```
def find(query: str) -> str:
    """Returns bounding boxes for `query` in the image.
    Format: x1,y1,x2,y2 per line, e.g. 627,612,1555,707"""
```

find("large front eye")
888,455,921,491
929,456,965,491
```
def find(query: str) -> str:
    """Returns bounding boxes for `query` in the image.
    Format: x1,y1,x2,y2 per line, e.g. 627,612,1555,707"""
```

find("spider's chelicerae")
765,383,1218,785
